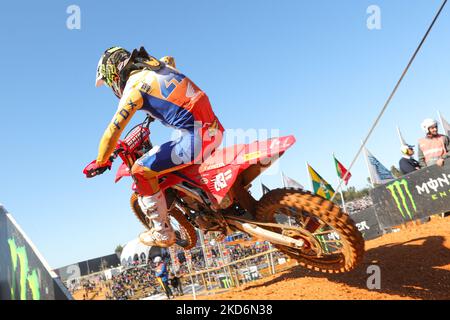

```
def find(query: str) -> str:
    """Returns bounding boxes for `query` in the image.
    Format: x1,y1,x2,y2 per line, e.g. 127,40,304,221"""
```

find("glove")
83,160,112,178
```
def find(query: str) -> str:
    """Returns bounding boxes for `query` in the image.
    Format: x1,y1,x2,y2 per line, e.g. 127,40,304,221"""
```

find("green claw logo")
220,277,232,288
386,179,417,219
8,238,41,300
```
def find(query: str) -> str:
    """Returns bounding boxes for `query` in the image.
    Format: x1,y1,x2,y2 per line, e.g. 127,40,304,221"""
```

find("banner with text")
370,162,450,229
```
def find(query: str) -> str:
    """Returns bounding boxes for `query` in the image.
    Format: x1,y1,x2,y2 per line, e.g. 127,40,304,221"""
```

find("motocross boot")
138,191,176,247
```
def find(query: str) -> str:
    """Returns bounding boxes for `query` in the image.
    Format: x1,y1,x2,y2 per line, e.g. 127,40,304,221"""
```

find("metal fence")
178,249,297,298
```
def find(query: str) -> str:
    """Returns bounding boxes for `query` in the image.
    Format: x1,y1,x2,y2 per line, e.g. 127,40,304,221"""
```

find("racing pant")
131,113,223,196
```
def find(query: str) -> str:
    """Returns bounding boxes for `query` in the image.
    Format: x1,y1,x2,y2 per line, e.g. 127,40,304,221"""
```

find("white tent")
119,238,164,266
120,238,151,266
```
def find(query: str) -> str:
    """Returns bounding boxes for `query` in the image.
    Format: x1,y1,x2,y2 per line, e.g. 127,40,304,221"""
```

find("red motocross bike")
84,115,364,273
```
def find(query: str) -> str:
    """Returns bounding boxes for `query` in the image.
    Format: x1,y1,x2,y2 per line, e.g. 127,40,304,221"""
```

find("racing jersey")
96,65,222,165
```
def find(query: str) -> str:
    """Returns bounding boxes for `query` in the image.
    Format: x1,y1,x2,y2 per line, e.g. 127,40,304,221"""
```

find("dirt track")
203,216,450,300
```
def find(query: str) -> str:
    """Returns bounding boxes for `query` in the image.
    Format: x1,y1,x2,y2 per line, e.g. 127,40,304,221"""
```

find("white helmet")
421,118,438,133
153,256,162,264
400,144,414,155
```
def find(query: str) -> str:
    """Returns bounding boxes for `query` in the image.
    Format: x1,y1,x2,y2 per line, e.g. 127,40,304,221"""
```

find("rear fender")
236,135,296,166
203,135,296,203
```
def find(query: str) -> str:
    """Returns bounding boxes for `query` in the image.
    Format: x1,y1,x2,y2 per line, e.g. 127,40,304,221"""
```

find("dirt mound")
203,216,450,300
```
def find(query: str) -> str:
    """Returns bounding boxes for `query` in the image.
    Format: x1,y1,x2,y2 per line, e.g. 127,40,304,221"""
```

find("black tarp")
349,207,383,240
55,254,121,282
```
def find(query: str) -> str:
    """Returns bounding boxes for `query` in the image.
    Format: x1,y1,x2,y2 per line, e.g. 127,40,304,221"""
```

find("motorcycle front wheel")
255,188,365,273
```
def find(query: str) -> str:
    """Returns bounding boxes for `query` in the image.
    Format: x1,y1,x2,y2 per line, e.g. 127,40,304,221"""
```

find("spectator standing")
169,272,184,296
154,256,174,299
399,144,421,175
418,118,450,167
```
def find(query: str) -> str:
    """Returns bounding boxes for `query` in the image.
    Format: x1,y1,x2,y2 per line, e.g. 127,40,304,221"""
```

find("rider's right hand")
83,160,112,178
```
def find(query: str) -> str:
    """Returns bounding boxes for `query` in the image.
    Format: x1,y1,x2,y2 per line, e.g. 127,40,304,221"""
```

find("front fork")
225,184,306,249
225,217,305,249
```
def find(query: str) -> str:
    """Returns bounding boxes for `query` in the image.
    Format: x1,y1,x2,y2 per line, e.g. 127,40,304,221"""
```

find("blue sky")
1,0,449,268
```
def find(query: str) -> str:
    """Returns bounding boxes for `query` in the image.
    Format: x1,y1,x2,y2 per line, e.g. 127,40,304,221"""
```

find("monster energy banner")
0,205,72,300
217,273,233,289
370,162,450,229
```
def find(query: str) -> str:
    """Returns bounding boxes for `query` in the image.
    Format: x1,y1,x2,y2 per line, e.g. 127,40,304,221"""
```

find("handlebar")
84,115,153,179
111,147,124,160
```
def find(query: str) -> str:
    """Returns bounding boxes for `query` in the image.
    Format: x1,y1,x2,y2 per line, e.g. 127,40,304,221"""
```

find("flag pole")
260,176,270,196
362,144,375,188
259,176,264,196
306,162,314,193
438,110,450,136
438,110,444,132
339,183,347,212
361,147,384,233
331,175,344,201
280,171,286,188
329,0,448,199
396,126,407,145
281,170,292,226
330,160,351,202
333,153,347,212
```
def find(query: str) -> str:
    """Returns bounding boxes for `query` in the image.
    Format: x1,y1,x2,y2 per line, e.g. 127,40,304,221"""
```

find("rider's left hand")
83,160,112,178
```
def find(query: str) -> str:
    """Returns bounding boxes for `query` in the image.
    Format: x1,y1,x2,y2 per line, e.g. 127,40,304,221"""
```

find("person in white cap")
399,144,421,175
418,118,450,167
153,256,174,299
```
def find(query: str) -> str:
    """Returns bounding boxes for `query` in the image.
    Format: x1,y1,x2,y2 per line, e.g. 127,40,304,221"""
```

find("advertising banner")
370,162,450,229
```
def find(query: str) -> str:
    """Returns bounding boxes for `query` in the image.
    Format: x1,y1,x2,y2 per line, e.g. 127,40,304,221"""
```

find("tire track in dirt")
202,216,450,300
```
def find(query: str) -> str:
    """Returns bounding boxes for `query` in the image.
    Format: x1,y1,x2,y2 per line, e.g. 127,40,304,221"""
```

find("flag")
333,155,352,185
438,111,450,136
261,183,271,195
307,164,335,200
396,126,408,146
364,148,395,185
281,172,304,189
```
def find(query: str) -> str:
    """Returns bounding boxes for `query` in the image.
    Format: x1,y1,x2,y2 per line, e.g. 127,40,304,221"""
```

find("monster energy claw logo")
386,179,417,219
8,238,41,300
220,277,232,288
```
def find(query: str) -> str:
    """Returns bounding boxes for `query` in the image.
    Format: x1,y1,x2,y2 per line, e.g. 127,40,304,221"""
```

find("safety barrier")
0,205,72,300
178,249,297,297
370,162,450,229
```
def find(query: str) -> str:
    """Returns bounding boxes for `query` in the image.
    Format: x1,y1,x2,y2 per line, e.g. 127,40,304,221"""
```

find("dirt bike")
84,115,364,273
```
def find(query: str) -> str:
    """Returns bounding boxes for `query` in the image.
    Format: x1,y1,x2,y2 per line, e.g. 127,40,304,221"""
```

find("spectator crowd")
345,196,374,215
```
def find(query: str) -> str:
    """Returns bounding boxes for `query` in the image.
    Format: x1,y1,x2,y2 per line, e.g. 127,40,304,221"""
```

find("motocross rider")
86,46,224,247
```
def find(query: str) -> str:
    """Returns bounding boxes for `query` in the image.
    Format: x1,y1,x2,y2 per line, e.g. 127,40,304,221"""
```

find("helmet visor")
95,77,105,87
95,55,107,87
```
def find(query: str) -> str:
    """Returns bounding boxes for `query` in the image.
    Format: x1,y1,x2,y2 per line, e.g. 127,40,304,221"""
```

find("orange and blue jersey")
96,64,223,166
95,64,223,195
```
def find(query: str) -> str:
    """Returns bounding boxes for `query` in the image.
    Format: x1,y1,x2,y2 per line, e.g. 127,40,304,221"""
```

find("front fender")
115,162,131,183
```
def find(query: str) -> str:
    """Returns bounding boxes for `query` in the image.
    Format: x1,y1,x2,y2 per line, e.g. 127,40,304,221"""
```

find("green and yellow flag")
307,164,335,200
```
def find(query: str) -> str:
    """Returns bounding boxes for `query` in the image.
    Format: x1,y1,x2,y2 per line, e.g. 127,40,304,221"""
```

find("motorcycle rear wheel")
130,193,198,250
255,188,365,273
